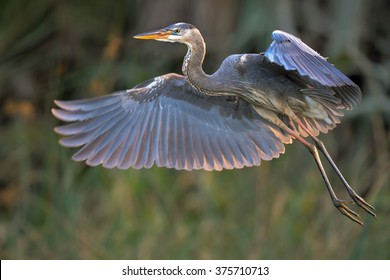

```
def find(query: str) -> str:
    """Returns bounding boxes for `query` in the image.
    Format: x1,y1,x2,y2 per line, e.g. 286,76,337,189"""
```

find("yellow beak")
133,29,171,40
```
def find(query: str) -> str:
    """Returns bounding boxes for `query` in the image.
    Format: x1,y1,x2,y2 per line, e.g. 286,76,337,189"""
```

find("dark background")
0,0,389,259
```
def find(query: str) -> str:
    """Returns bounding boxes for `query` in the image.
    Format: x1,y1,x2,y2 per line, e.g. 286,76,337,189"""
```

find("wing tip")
51,107,58,116
54,99,61,107
51,108,67,121
271,30,300,43
53,99,71,110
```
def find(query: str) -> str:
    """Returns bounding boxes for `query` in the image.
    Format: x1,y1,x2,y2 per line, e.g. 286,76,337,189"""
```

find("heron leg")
292,118,376,218
286,127,364,225
253,107,365,225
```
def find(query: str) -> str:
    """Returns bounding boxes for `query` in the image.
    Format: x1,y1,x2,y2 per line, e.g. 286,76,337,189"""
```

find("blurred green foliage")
0,0,389,259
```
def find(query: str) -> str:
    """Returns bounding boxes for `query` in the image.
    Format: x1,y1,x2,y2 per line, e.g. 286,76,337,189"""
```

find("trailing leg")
253,107,366,225
292,117,376,218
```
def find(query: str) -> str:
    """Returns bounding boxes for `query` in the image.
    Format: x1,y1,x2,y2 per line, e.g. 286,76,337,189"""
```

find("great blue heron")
52,22,375,225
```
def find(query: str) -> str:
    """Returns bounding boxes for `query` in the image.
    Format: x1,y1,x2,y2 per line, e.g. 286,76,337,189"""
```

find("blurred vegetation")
0,0,389,259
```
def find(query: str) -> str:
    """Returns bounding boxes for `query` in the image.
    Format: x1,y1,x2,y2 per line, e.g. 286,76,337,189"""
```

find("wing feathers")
53,74,290,171
265,30,362,109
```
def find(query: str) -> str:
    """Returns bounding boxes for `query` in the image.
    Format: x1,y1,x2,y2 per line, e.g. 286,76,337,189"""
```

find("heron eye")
173,28,180,34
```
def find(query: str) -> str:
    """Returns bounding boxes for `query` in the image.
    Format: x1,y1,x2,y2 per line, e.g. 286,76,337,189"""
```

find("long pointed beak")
133,29,171,40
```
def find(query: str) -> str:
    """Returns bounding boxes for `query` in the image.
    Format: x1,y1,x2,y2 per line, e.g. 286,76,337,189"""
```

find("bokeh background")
1,0,389,259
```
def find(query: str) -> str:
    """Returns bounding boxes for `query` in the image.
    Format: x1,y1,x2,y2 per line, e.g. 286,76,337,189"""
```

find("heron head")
133,22,196,44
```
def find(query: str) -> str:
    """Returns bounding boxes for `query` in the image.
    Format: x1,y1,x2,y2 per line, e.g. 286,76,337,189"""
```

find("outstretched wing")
52,73,291,171
265,30,361,109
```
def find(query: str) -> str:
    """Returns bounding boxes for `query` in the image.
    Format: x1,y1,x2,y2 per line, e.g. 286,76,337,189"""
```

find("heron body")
52,22,375,225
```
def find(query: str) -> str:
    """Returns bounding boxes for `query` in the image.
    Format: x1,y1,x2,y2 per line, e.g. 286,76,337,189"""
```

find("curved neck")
182,31,221,94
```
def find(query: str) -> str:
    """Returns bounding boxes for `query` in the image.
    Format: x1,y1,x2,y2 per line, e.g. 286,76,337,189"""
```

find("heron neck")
182,36,220,94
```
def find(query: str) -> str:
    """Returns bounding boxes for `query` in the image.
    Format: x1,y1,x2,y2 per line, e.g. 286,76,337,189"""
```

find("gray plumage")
53,74,291,171
52,23,375,225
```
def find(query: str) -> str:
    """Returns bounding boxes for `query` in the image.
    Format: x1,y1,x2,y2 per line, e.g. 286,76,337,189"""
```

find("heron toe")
350,193,376,217
336,203,363,226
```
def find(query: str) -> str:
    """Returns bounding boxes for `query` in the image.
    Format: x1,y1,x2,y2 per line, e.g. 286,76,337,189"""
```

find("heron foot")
333,193,376,226
335,201,363,226
350,192,376,218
